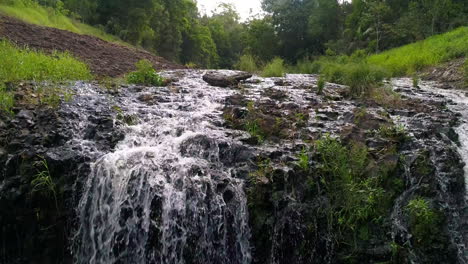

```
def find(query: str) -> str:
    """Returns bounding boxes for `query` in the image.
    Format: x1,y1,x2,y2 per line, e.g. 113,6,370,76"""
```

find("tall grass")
236,54,259,73
0,40,91,83
0,0,125,44
0,40,91,113
262,58,286,77
367,27,468,76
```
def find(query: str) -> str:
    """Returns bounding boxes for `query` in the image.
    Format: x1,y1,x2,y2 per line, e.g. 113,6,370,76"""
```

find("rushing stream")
71,71,251,264
3,70,467,263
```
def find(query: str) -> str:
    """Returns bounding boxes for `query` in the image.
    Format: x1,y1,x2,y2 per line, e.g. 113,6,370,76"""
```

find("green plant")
0,40,91,84
126,59,166,86
245,119,264,143
31,156,58,209
297,147,309,170
0,83,14,114
249,158,273,183
236,54,259,73
406,197,443,245
317,77,325,95
262,57,285,77
412,75,419,87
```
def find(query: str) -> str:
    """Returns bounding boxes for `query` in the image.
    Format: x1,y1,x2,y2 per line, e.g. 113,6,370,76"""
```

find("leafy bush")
406,198,443,246
126,59,165,86
236,54,259,73
262,57,285,77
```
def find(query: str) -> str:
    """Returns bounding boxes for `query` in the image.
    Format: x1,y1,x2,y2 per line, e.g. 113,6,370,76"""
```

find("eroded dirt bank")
0,15,184,77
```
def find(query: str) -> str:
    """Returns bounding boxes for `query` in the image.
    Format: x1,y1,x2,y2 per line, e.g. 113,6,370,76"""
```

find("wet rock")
202,71,252,87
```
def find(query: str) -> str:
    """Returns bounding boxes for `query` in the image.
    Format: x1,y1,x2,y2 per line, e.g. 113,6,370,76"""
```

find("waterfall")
72,71,251,264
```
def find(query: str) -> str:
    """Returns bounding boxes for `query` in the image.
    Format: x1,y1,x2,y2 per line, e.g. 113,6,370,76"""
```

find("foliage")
0,40,91,84
406,197,443,246
262,58,286,77
236,54,259,73
317,77,325,95
297,147,310,171
317,60,388,97
126,60,165,86
31,156,58,209
315,135,393,238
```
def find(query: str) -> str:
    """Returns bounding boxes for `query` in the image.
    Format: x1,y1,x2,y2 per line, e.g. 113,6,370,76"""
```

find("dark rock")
202,71,252,87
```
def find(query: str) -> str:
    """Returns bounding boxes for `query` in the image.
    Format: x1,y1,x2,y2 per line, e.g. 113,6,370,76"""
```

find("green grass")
292,27,468,96
367,27,468,76
262,57,286,77
0,40,91,113
0,0,125,45
0,40,91,83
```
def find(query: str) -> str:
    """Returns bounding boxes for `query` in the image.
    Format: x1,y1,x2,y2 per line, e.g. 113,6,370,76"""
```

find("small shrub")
127,59,165,86
412,75,419,87
296,58,322,74
236,54,258,73
262,58,285,77
31,156,58,209
406,197,443,246
297,147,309,170
245,119,264,143
317,77,325,95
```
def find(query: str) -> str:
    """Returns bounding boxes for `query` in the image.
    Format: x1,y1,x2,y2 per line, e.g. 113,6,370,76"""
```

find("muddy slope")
0,15,184,77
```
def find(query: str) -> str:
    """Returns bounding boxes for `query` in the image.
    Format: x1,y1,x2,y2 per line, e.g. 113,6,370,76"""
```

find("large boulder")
202,71,252,87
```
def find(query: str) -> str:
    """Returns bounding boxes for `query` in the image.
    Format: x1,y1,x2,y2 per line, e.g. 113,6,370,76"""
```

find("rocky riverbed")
0,70,466,263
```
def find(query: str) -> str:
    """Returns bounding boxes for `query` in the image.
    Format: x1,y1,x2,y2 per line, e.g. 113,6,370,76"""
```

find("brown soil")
0,15,184,77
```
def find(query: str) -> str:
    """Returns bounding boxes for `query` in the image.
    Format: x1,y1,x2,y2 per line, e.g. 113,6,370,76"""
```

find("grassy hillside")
367,27,468,76
0,0,124,45
285,27,468,95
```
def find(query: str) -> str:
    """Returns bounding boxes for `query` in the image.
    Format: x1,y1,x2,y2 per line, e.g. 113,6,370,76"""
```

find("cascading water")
391,78,468,263
72,71,251,264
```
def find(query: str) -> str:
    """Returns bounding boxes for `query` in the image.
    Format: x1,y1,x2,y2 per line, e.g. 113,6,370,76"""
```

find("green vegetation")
262,58,286,77
367,27,468,76
31,156,58,209
0,40,90,113
126,60,165,86
0,83,14,114
406,197,444,246
317,77,325,95
2,0,465,71
0,0,125,44
236,54,259,73
0,40,91,83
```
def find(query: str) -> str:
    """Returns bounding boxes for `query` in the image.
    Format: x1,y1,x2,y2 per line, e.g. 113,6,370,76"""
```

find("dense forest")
19,0,467,68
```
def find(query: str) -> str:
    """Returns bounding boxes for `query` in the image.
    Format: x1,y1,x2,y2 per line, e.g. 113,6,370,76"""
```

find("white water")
72,71,251,264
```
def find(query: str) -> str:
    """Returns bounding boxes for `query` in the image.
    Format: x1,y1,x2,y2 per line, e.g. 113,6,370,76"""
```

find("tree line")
35,0,467,68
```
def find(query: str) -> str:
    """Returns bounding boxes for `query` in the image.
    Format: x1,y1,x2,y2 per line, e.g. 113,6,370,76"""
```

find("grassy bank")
0,40,91,113
0,0,124,44
281,27,468,96
367,27,468,76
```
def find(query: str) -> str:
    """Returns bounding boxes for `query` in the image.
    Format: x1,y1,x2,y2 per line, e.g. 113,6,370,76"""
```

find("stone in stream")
202,70,252,87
